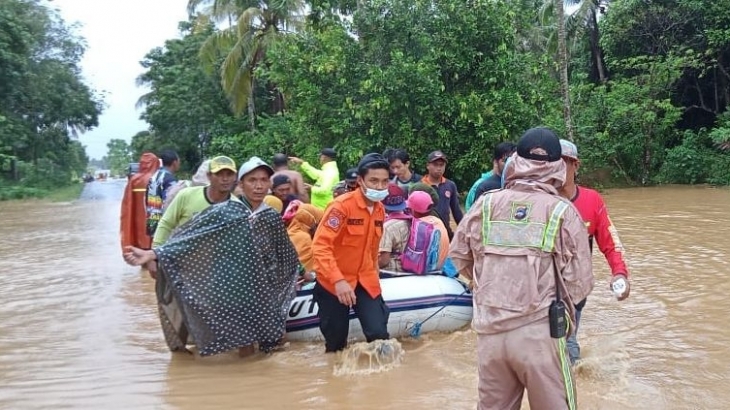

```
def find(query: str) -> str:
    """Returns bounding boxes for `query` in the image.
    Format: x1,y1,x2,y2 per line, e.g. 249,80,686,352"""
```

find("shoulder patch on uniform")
325,208,347,231
510,202,532,222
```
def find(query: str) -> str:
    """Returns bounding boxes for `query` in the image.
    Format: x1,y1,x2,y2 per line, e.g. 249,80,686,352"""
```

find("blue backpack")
401,217,441,275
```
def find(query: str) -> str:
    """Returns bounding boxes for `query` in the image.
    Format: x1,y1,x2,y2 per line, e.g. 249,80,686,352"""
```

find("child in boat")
378,184,411,273
286,203,323,290
379,186,449,275
406,191,450,270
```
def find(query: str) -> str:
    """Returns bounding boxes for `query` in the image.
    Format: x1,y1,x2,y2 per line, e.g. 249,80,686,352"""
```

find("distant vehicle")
127,163,139,179
94,169,111,181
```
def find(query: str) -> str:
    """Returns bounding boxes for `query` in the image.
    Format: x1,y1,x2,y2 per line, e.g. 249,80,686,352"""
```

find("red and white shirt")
572,186,629,277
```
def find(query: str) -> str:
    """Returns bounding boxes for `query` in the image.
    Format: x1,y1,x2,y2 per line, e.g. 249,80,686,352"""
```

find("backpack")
145,169,171,236
401,217,441,275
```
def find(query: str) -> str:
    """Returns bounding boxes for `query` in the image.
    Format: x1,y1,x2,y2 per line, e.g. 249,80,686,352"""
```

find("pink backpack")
401,217,441,274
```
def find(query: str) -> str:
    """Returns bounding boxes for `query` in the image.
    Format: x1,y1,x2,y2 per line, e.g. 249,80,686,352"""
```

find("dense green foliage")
0,0,102,191
131,0,730,188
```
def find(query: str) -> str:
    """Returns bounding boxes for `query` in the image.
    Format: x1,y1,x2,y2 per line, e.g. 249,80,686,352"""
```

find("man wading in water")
145,150,180,237
148,156,238,276
123,156,299,357
120,152,159,254
559,139,631,364
450,128,594,410
311,153,391,353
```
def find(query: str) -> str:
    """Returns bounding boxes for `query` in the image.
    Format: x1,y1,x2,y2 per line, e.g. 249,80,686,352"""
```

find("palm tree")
540,0,609,83
566,0,608,83
188,0,305,128
555,0,575,141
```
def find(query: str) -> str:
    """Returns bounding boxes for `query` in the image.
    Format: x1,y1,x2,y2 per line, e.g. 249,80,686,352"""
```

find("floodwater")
0,181,728,409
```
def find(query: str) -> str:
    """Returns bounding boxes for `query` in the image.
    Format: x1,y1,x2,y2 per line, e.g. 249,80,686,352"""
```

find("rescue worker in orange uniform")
120,152,159,254
311,153,391,352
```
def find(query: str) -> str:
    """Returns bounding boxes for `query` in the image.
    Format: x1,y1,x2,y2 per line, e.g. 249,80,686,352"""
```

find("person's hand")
610,274,630,301
123,246,156,267
288,156,303,164
334,280,356,307
303,271,316,282
146,261,158,280
468,280,475,292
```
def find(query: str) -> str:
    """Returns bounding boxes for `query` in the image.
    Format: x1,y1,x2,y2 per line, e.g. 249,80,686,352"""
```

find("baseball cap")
209,156,237,174
238,156,274,180
427,150,448,163
272,174,291,188
516,127,562,162
383,183,407,212
321,147,337,159
357,153,389,172
559,139,578,160
407,191,433,214
345,168,358,182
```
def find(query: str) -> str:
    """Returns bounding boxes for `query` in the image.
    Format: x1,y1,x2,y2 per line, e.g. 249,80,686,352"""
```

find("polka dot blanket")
155,200,299,356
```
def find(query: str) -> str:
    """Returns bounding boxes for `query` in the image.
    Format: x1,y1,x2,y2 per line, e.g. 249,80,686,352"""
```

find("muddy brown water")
0,181,728,409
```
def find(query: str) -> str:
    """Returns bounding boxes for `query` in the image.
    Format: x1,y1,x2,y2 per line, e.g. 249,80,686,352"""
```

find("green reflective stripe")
482,198,569,250
557,335,577,410
481,193,494,245
542,201,569,252
557,315,576,410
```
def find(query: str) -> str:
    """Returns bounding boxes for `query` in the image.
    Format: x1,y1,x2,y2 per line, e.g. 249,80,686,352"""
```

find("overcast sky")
53,0,189,159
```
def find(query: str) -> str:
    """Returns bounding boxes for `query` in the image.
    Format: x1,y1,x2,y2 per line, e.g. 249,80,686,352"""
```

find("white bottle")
612,277,627,299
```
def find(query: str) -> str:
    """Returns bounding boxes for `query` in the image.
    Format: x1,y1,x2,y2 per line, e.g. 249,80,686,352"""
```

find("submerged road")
0,183,729,409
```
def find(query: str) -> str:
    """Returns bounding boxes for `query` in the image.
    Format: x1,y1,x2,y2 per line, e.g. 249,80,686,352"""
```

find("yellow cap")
209,156,237,174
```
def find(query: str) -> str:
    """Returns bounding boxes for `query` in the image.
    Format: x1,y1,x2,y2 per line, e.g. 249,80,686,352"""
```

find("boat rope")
408,288,470,338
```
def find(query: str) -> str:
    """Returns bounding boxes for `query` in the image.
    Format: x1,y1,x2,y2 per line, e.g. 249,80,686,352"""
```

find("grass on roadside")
44,183,84,202
0,183,84,202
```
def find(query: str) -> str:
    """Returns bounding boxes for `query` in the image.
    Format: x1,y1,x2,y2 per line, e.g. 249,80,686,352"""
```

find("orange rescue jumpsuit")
120,153,159,252
312,190,389,351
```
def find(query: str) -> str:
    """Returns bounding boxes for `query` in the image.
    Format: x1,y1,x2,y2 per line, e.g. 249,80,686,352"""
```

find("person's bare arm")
294,173,310,203
378,252,391,268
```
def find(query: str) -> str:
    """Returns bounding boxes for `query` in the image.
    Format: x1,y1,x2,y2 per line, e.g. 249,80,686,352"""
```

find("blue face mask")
363,187,388,202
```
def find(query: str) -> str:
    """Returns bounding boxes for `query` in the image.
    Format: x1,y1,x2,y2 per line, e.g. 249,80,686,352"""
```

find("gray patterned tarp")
155,200,299,356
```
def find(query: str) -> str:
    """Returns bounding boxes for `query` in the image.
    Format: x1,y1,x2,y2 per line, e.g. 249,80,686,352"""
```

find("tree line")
18,0,729,192
4,0,729,193
0,0,102,190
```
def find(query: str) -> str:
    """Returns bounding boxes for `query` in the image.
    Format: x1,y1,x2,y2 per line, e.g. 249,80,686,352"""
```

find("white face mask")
363,187,388,202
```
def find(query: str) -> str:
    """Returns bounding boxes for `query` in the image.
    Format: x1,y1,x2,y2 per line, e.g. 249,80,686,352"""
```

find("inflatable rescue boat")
285,274,473,342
